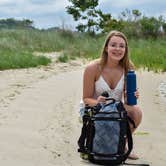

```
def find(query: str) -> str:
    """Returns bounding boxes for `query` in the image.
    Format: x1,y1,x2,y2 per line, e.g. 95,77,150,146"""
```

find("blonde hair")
99,30,134,75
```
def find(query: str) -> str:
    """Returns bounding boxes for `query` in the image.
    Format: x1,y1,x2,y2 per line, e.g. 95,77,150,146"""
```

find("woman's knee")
125,105,143,128
133,106,142,127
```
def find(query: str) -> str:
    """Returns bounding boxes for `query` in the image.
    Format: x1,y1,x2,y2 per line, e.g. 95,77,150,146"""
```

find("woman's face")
106,36,126,62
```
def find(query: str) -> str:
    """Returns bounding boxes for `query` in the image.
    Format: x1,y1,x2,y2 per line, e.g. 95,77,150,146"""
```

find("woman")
81,30,142,160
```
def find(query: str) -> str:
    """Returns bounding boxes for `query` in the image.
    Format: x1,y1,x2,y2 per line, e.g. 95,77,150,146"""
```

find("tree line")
0,18,34,29
1,1,166,39
66,0,166,38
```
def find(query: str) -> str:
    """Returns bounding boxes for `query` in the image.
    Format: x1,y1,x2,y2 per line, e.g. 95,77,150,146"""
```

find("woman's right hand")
97,96,106,104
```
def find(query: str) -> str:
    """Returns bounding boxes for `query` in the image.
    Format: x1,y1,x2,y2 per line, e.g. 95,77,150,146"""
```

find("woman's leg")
124,104,142,132
124,104,143,160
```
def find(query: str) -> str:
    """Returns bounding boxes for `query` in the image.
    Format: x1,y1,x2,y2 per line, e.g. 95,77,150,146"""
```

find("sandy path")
0,68,84,166
0,63,165,166
134,71,166,166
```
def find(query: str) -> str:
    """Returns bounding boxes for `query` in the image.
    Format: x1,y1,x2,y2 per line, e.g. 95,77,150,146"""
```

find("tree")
66,0,115,35
140,16,162,38
132,10,142,22
66,2,166,38
0,18,34,29
66,0,99,35
163,22,166,33
119,9,142,37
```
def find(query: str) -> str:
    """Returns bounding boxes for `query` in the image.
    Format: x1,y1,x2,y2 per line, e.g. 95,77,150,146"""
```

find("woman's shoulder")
85,59,100,72
84,59,101,79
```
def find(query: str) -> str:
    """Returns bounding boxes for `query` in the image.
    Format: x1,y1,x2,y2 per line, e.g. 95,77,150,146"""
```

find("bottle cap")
128,70,134,73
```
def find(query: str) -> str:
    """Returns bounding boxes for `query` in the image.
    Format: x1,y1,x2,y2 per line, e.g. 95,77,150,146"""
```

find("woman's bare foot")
125,143,139,160
128,150,139,160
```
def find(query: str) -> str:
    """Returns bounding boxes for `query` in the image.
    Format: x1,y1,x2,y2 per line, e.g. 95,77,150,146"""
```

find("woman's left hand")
134,88,140,99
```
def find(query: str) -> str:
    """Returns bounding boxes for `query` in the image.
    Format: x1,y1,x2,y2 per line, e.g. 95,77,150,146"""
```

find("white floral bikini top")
94,73,124,101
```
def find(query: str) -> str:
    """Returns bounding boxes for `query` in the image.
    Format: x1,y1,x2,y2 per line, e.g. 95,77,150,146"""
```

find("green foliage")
67,0,98,12
66,7,81,21
0,28,165,71
119,9,166,38
66,1,166,38
129,39,166,72
163,22,166,32
66,0,99,35
140,16,162,38
57,52,69,63
0,18,34,29
66,0,112,35
0,51,51,70
102,19,124,33
132,9,142,20
120,9,141,22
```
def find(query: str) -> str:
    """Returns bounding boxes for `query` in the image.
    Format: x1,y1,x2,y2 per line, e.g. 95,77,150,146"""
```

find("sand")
0,54,165,166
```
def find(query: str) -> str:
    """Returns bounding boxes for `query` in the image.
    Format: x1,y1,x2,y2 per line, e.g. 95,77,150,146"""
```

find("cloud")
99,0,166,18
0,0,73,28
0,0,165,29
0,0,14,5
29,0,51,4
0,0,70,18
100,0,166,9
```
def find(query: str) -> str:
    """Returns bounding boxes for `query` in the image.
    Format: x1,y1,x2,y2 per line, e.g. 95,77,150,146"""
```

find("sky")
0,0,166,29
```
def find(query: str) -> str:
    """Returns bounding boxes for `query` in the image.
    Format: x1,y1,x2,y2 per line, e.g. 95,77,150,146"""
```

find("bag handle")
128,116,136,128
123,121,133,160
105,97,116,102
77,115,89,153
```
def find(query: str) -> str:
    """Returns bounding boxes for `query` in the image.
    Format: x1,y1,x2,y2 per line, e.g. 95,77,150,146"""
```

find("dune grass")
0,29,165,71
0,50,51,70
129,39,166,72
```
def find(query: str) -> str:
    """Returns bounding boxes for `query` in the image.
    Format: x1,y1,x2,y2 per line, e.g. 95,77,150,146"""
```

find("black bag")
78,98,135,165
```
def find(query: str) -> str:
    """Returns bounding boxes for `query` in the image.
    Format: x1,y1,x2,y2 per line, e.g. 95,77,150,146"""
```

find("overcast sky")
0,0,166,29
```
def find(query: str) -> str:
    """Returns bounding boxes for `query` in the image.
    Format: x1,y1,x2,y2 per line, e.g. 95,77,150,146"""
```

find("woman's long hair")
99,30,135,75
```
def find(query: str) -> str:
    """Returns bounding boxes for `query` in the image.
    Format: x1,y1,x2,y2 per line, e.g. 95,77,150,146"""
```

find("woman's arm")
83,62,106,106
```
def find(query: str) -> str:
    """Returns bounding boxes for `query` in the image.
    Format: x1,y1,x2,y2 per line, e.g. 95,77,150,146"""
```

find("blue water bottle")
126,70,137,105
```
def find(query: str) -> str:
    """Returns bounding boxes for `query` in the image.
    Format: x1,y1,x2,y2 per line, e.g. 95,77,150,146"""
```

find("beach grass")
129,39,166,72
0,50,51,70
0,29,165,71
134,131,150,136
